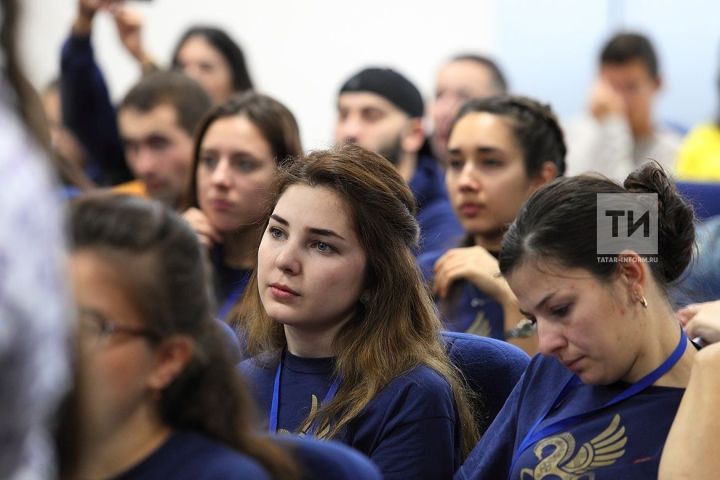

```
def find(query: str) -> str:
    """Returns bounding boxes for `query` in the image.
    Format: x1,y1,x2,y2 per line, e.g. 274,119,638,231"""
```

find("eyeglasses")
77,307,160,347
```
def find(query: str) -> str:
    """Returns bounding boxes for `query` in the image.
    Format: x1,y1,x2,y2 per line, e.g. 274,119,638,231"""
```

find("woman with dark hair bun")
456,163,698,479
172,26,254,105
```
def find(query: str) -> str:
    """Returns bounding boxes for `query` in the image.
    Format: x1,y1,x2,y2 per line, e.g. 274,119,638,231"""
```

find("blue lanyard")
268,350,342,435
509,327,688,476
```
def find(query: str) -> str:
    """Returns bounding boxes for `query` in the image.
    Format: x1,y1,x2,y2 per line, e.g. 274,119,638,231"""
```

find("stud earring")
639,296,648,308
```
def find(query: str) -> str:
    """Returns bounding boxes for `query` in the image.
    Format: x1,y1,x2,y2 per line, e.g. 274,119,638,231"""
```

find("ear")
147,336,194,392
615,250,647,302
401,118,425,154
529,161,559,190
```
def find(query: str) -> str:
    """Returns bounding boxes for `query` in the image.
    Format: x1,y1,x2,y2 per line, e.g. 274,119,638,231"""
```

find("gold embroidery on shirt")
467,311,492,337
520,414,627,479
280,394,330,437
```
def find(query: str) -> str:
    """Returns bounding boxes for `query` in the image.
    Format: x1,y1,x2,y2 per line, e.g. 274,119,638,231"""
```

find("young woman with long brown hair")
237,144,479,480
184,91,302,320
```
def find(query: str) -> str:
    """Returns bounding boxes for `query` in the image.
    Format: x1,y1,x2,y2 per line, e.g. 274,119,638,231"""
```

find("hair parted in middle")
233,143,479,455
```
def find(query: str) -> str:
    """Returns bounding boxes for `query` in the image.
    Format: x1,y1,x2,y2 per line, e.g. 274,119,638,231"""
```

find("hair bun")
624,162,695,283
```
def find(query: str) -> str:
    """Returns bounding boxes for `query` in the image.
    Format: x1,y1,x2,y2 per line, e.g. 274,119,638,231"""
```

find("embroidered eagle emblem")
520,414,627,479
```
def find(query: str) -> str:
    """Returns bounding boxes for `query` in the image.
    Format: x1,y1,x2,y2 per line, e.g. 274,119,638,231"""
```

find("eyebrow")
270,214,346,241
447,146,504,156
519,290,558,317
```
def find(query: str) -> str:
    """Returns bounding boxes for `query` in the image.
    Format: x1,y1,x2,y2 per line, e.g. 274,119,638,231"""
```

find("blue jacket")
60,33,132,186
409,153,463,256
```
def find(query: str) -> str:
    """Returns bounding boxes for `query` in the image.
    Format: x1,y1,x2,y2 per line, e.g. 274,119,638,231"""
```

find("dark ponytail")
624,163,695,283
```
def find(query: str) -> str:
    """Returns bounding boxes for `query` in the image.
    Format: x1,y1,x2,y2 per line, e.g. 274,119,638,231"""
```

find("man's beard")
377,136,403,166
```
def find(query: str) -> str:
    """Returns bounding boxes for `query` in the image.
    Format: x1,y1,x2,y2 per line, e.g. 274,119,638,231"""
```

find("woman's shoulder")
116,431,270,480
365,365,455,421
172,432,269,478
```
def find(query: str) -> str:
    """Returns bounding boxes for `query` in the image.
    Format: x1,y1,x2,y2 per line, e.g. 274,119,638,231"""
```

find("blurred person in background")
0,0,71,477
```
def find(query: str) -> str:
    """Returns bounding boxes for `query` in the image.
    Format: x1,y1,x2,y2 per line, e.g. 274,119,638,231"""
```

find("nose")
536,319,566,357
335,115,360,145
457,161,480,193
274,241,301,275
210,158,232,188
130,146,157,178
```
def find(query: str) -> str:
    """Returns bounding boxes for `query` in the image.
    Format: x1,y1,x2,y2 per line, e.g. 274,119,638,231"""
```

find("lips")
458,202,484,217
563,357,584,372
208,199,234,212
269,283,300,300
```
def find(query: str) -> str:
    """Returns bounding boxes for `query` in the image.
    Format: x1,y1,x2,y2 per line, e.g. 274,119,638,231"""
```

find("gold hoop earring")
640,296,648,308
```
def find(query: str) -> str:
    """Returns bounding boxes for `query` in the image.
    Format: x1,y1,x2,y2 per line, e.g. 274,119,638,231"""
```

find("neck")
284,316,352,358
75,403,170,479
397,151,418,184
222,227,262,269
473,232,502,253
623,302,695,388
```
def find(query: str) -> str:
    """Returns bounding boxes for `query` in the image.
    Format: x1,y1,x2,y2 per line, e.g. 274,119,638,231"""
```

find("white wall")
19,0,719,150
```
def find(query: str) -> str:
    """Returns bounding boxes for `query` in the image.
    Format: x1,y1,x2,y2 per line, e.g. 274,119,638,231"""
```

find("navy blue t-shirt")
240,351,461,480
112,431,269,480
419,249,505,338
455,355,685,480
210,246,252,320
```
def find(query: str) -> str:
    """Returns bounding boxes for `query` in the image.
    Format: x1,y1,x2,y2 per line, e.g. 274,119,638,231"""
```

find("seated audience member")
335,67,463,255
41,79,95,197
171,26,254,105
455,164,698,479
676,50,720,181
113,72,212,207
61,0,213,199
237,145,478,480
0,0,71,474
431,54,508,167
109,3,254,105
183,92,302,319
64,193,298,480
564,32,681,180
421,96,564,354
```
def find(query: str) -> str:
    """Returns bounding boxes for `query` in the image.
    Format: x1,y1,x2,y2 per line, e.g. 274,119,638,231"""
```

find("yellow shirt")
676,124,720,181
111,179,148,197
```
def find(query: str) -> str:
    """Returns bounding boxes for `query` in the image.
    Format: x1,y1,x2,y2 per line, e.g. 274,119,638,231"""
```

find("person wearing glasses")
455,164,697,479
64,193,298,480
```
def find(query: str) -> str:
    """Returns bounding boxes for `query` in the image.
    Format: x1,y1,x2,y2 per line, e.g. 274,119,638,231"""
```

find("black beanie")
339,67,424,118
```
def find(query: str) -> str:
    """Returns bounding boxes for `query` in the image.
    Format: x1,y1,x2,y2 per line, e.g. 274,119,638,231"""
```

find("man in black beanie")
335,67,462,256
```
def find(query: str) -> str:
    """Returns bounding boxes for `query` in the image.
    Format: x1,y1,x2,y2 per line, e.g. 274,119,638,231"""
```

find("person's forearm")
660,345,720,479
72,7,94,36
